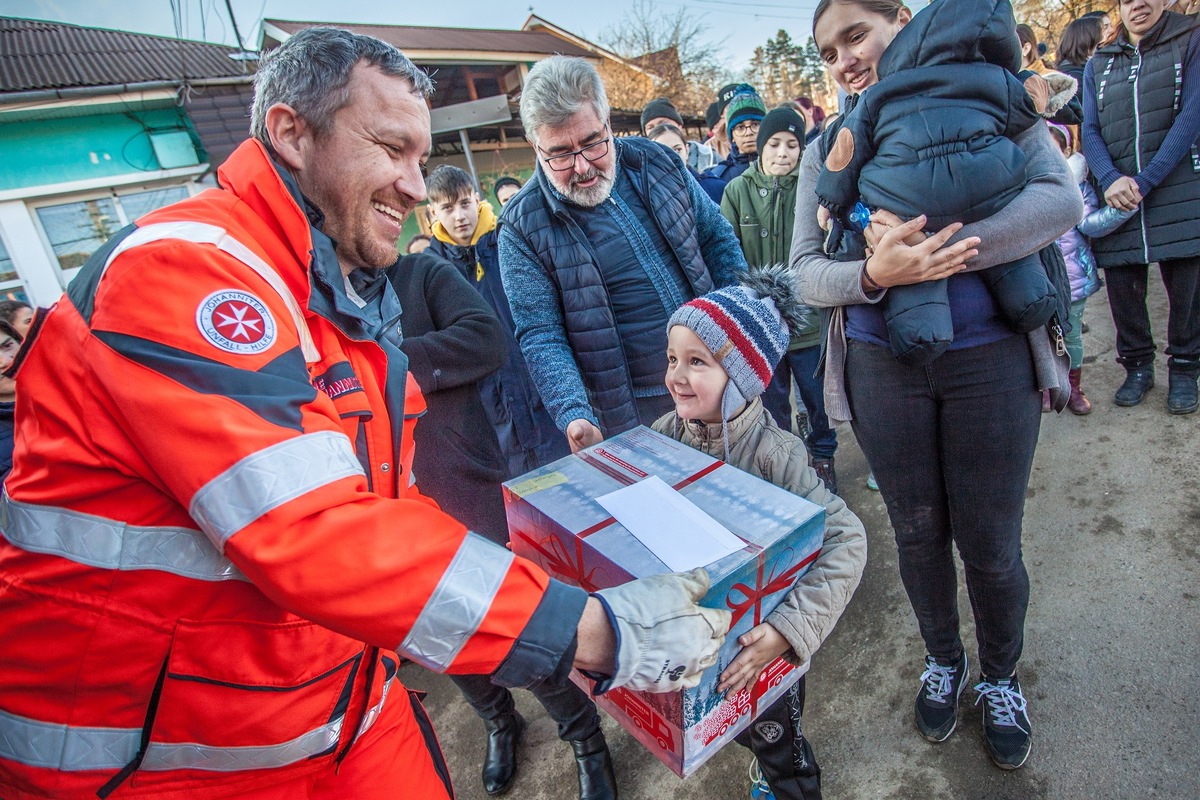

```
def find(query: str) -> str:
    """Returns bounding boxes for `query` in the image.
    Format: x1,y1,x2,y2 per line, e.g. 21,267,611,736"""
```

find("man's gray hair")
519,56,610,142
250,27,434,144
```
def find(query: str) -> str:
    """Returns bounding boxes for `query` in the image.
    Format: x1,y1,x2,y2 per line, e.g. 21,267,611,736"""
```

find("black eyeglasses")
539,126,611,172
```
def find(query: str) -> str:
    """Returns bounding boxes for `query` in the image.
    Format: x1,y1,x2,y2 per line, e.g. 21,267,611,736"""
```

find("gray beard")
561,172,615,208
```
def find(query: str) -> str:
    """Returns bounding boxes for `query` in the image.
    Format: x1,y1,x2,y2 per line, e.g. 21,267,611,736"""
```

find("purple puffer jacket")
1057,154,1135,302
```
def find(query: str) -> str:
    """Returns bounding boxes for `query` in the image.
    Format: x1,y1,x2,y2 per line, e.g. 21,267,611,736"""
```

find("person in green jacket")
720,107,840,495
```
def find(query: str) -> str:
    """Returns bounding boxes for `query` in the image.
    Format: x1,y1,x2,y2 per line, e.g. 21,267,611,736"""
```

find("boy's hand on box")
717,623,790,695
594,568,731,693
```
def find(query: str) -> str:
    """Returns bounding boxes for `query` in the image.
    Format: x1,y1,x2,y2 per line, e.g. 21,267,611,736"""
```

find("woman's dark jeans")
845,334,1041,678
1103,256,1200,368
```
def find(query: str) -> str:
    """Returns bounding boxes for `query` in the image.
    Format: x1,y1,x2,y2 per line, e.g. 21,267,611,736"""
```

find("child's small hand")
817,206,831,232
717,623,790,695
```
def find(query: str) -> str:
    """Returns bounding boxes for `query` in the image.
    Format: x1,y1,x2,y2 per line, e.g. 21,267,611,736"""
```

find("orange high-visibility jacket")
0,140,588,799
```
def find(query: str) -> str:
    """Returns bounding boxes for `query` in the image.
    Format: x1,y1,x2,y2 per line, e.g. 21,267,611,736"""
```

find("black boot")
571,730,618,800
1114,366,1154,407
482,710,525,795
1168,360,1200,415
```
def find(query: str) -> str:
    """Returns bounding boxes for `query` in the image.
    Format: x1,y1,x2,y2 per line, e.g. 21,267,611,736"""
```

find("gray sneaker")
974,674,1032,769
915,652,968,743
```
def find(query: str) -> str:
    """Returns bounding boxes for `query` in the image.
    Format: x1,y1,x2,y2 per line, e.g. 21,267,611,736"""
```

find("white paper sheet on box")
595,475,745,571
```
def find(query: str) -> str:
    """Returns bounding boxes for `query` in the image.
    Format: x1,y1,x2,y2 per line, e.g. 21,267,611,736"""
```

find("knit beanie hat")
668,285,788,421
704,101,722,131
493,176,521,200
756,107,804,153
725,89,767,132
716,83,748,112
641,97,685,132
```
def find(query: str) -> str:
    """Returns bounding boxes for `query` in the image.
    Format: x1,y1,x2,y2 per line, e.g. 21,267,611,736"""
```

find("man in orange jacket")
0,28,729,800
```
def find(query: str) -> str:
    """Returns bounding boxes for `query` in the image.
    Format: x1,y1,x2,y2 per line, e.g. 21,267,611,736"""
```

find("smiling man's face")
296,63,431,274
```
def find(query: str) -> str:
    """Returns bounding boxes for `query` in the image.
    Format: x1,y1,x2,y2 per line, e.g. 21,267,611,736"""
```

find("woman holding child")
791,0,1080,771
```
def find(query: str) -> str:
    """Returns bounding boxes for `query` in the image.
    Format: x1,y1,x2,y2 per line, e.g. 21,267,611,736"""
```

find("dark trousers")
845,335,1041,678
734,677,821,800
450,672,600,743
1104,256,1200,367
762,346,837,460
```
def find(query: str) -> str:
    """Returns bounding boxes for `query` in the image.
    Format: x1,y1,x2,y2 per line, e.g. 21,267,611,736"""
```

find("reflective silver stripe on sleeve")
0,706,343,772
189,430,364,551
400,533,514,671
0,492,246,582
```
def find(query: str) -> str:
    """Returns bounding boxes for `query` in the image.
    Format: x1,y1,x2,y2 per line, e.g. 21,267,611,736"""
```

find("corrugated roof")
264,20,595,59
0,17,251,94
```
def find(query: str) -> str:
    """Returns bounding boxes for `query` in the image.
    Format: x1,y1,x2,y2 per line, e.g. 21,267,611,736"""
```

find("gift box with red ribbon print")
503,426,824,777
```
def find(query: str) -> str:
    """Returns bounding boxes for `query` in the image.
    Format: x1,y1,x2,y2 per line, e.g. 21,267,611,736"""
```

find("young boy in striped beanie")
650,267,867,800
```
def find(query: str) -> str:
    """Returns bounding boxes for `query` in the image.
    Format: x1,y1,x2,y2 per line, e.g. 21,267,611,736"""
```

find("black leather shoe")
482,711,525,795
571,730,618,800
1168,371,1199,414
1114,368,1154,406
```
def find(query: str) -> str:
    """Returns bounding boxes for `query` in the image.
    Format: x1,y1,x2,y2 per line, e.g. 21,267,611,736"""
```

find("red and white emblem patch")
196,290,277,354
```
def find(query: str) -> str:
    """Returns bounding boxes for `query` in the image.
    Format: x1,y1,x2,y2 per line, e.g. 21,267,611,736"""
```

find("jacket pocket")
132,618,364,781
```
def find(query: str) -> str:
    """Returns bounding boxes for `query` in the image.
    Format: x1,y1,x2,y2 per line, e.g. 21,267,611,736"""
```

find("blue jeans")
845,335,1040,678
450,672,600,743
761,346,837,460
1066,297,1087,370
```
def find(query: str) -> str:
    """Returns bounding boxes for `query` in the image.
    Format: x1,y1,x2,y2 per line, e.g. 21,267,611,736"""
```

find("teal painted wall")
0,109,205,191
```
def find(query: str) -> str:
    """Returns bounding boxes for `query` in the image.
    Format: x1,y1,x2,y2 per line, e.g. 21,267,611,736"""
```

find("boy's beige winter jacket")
652,399,866,667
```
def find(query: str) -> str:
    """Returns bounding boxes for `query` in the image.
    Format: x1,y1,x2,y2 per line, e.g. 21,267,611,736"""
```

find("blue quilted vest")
498,137,714,435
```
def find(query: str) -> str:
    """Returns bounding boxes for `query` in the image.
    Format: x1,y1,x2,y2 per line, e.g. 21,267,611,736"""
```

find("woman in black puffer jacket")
1081,2,1200,413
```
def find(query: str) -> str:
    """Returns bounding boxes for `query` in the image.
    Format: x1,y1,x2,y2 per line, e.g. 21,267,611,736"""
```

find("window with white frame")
34,185,191,274
0,237,29,304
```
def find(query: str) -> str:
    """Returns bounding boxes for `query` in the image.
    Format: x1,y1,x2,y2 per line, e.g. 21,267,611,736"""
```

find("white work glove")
593,568,731,693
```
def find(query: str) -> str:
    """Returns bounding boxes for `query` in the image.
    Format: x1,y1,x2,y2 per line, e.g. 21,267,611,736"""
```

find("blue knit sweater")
498,155,745,430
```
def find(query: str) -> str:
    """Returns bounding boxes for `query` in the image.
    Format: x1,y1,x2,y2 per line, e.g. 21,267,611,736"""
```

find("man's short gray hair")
519,56,610,142
250,27,434,145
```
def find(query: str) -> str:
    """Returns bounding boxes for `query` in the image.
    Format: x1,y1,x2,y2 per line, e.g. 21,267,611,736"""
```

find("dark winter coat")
698,146,754,204
388,252,511,543
0,401,12,482
427,230,568,478
1082,12,1200,266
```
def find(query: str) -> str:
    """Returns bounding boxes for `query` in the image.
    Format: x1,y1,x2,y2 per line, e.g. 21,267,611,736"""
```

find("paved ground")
404,278,1199,800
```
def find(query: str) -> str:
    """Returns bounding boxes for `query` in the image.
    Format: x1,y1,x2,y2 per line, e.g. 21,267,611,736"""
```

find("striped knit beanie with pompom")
668,285,788,421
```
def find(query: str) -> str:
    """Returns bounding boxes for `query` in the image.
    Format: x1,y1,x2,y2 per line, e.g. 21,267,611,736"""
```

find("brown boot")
1067,368,1091,415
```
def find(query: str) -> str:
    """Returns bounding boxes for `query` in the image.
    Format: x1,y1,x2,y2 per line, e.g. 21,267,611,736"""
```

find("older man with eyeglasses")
498,57,749,452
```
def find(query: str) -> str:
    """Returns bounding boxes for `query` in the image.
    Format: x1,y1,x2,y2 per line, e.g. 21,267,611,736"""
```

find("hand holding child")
817,206,831,232
866,209,927,247
717,622,790,695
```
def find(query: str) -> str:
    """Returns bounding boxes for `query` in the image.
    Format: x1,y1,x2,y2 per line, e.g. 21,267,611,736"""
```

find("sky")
10,0,835,76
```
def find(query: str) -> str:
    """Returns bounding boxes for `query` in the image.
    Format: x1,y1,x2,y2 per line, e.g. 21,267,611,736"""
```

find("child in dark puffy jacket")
816,0,1071,365
1045,122,1137,415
